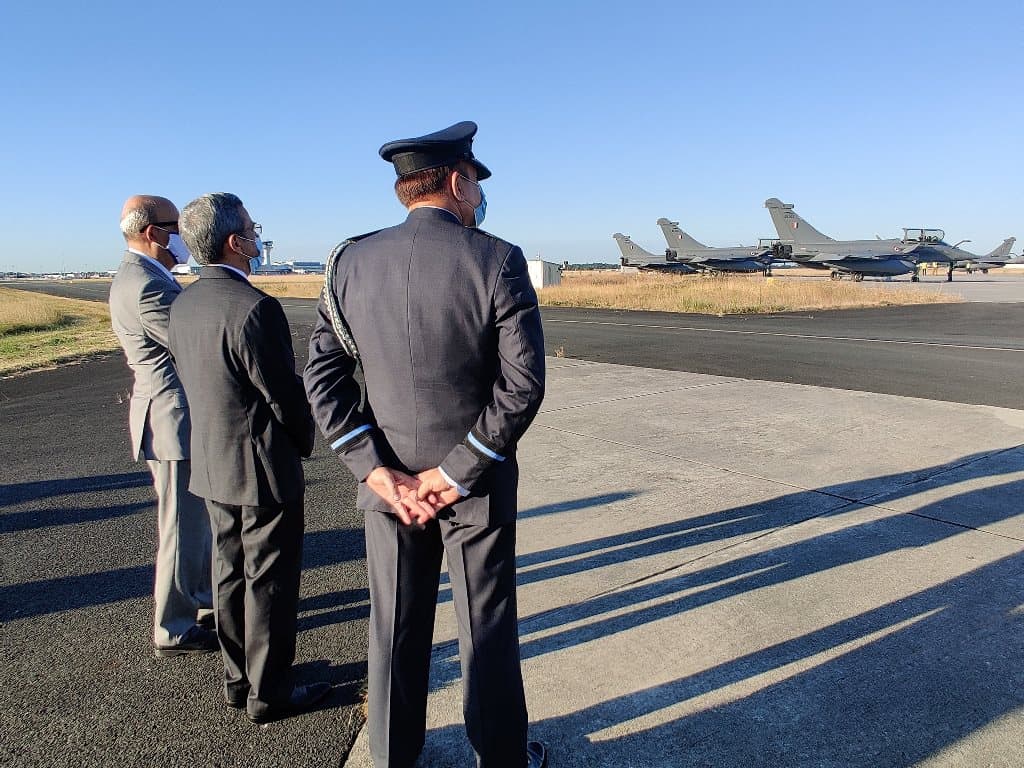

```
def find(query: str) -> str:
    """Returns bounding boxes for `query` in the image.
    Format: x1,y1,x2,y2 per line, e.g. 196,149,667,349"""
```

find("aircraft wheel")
852,273,864,282
911,274,920,283
982,269,989,274
830,271,841,281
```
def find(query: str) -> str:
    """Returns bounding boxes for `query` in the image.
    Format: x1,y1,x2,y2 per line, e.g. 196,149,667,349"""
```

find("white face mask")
154,227,191,264
166,233,192,265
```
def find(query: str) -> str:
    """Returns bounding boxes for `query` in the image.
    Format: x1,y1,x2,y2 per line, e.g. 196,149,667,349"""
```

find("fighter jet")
764,198,930,281
923,237,1016,275
612,233,697,273
656,218,774,275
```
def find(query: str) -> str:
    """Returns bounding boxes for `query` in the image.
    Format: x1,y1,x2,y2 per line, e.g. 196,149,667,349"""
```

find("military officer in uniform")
304,122,548,767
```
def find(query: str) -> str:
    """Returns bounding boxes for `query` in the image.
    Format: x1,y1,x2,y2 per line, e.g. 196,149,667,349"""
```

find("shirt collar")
206,262,250,281
412,205,462,225
127,248,178,284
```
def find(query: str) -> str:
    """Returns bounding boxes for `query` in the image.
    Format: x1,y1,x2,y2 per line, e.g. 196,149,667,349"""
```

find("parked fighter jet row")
614,199,1017,282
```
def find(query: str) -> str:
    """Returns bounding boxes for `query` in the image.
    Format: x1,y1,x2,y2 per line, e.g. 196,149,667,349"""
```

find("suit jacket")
109,251,189,461
304,207,546,526
168,266,314,507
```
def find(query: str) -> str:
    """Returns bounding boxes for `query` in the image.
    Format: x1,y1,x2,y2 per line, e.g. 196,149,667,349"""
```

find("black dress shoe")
527,741,548,768
225,682,250,709
154,627,219,657
247,682,332,724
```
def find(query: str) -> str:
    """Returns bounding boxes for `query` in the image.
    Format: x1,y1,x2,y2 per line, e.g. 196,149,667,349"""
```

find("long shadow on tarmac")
432,548,1024,766
0,500,151,533
0,526,367,622
2,451,1013,625
0,471,151,506
424,450,1024,765
520,509,1024,766
507,476,1022,663
430,449,1015,606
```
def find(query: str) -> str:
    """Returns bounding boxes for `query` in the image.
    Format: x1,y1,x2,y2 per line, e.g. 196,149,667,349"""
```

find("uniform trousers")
145,459,212,646
205,496,304,718
364,511,527,768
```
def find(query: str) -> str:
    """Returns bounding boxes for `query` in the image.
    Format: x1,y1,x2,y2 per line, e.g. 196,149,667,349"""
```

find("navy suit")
304,207,545,767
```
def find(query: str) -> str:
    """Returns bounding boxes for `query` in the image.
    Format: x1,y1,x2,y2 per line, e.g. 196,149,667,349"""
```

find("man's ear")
224,233,242,259
449,170,463,202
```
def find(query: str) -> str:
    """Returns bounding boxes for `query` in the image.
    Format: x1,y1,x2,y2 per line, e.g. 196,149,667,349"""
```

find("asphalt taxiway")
7,279,1024,408
0,351,369,767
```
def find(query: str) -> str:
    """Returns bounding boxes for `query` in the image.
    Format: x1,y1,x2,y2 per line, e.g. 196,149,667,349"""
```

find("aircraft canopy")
902,228,946,244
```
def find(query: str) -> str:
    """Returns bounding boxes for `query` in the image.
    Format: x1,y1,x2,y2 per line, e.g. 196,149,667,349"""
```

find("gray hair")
180,193,246,265
119,198,161,240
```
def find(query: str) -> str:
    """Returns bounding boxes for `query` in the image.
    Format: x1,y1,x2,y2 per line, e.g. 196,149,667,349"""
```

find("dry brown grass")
539,271,960,314
173,274,325,299
242,270,962,313
249,275,325,298
0,288,118,375
0,290,75,335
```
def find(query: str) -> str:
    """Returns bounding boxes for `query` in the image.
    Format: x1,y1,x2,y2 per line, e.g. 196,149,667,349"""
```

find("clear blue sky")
1,0,1021,272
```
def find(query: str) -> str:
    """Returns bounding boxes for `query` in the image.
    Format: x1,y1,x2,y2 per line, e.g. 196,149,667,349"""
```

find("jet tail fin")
612,233,668,266
764,198,835,244
656,218,707,251
986,237,1016,260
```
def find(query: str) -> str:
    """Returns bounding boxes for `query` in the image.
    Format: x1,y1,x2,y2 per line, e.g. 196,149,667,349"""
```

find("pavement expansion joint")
532,422,863,501
580,501,859,602
526,431,1023,603
899,511,1024,542
537,380,742,414
851,443,1024,511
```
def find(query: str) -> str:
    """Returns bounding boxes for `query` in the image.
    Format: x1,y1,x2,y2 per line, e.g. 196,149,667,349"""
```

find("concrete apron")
346,358,1024,768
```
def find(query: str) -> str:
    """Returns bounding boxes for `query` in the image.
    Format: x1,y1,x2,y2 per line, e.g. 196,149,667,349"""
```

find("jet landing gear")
830,271,863,281
946,265,954,283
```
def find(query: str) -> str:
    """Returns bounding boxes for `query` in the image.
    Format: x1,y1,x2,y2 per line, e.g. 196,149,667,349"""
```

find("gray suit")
305,207,545,768
109,250,211,647
168,265,314,717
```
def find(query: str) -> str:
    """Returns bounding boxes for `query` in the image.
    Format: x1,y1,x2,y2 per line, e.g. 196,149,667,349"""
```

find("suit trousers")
205,496,304,717
146,459,212,646
364,511,527,768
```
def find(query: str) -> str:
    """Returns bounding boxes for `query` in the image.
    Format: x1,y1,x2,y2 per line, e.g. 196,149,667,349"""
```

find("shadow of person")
0,471,151,507
485,477,1024,767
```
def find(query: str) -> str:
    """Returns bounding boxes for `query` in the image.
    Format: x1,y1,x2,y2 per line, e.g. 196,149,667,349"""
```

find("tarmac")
2,280,1023,766
342,359,1024,767
770,270,1024,304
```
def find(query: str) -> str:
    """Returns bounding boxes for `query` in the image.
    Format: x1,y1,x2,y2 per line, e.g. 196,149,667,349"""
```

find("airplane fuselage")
668,247,772,273
912,242,1007,269
678,258,767,273
785,239,919,262
797,257,917,277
